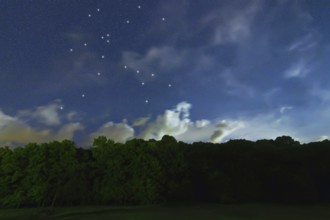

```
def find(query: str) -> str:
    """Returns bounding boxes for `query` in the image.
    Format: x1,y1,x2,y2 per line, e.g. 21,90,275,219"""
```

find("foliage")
1,136,330,208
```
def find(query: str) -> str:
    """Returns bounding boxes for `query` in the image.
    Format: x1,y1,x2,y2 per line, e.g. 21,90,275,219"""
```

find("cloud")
221,70,255,98
55,123,84,140
90,121,134,143
18,101,62,126
288,33,318,52
210,120,245,143
224,113,301,142
136,102,245,143
139,102,192,140
0,101,84,147
90,102,300,144
121,46,190,75
0,110,83,147
313,136,329,142
201,0,260,45
284,60,310,78
195,120,211,128
280,106,293,114
33,103,61,126
132,117,150,127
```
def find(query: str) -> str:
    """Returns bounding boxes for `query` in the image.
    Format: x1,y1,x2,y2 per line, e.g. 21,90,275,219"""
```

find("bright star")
136,70,140,73
145,100,149,104
168,84,172,87
88,14,92,17
97,72,101,76
162,17,166,21
151,73,155,77
82,94,86,98
97,8,100,12
141,82,145,86
84,43,87,46
70,48,73,52
126,20,130,24
124,65,127,69
101,55,105,59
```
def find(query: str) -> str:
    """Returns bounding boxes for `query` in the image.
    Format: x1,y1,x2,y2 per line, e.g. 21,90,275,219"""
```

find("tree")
275,136,300,146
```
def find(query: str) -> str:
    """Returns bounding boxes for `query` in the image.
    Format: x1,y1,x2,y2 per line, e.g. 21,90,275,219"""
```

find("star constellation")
66,4,172,103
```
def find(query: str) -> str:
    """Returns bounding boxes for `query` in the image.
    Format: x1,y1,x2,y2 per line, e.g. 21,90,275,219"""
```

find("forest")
1,135,330,208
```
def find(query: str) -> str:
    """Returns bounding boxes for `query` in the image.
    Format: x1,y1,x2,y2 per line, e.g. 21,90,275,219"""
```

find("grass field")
1,203,330,220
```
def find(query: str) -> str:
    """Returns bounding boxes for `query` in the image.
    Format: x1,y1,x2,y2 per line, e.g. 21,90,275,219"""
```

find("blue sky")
1,0,330,146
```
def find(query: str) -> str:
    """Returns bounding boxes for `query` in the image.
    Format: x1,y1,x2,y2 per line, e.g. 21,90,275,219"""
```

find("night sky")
2,0,330,147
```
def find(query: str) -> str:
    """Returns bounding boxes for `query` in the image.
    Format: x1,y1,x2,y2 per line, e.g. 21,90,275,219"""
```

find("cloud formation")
90,121,134,143
0,101,83,147
0,110,83,147
284,60,310,78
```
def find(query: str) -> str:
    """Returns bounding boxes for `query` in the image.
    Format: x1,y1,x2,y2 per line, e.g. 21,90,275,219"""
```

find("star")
83,42,87,46
101,36,105,39
59,106,64,110
162,17,166,21
106,40,110,43
106,33,110,37
138,5,141,9
101,55,105,59
97,72,101,76
69,48,73,52
168,84,172,87
126,20,130,24
124,65,128,69
88,14,92,17
141,82,145,86
151,73,155,77
82,94,86,98
136,70,140,73
145,99,149,104
97,8,100,12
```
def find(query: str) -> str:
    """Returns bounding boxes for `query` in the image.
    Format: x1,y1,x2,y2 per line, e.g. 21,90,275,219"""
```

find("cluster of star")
67,4,170,105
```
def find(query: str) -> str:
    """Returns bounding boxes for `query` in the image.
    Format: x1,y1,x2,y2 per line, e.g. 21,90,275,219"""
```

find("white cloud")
284,60,310,78
90,121,134,143
0,102,84,147
224,113,301,142
280,106,293,114
66,111,78,121
313,136,329,142
55,123,84,140
0,111,16,130
139,102,193,140
288,33,318,52
195,120,211,128
90,102,298,144
310,87,330,103
132,117,150,127
136,102,245,143
201,1,260,45
18,101,62,126
0,110,83,146
121,46,189,75
210,120,245,143
33,103,61,126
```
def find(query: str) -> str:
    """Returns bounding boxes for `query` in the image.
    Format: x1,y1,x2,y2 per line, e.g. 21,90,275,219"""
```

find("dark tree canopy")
0,135,330,208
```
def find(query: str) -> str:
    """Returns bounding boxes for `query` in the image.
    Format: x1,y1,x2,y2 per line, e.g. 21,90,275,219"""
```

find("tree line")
1,135,330,208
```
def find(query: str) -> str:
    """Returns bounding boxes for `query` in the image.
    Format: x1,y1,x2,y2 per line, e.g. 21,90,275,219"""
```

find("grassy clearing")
1,204,330,220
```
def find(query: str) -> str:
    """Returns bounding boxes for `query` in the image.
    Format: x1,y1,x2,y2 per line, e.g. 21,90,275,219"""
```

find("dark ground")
1,203,330,220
